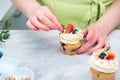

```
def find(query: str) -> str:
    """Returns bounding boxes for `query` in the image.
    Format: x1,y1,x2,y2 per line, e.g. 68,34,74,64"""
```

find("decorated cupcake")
59,24,83,55
90,48,118,80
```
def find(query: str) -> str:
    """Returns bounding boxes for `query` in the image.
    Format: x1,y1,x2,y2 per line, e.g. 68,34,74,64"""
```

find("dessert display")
59,24,83,55
90,48,118,80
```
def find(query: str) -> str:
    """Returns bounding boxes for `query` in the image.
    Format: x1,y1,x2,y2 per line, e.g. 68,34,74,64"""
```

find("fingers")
88,40,110,55
26,16,49,31
26,6,63,31
31,15,50,31
86,30,94,41
82,28,94,41
82,28,88,37
78,28,109,55
88,37,105,55
44,7,63,31
37,14,56,29
78,30,98,54
78,37,109,55
26,20,39,31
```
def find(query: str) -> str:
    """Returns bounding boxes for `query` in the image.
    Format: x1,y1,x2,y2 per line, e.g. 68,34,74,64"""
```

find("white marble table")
0,0,15,21
0,30,120,80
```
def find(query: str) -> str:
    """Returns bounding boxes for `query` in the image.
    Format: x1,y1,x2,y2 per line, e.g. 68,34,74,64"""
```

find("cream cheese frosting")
90,49,118,73
60,30,83,44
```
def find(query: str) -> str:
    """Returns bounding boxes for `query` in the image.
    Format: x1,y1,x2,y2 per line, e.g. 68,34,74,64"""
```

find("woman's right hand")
26,6,63,31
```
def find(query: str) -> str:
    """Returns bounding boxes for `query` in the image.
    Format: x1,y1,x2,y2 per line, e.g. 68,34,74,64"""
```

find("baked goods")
5,76,31,80
5,76,15,80
90,48,118,80
59,24,83,55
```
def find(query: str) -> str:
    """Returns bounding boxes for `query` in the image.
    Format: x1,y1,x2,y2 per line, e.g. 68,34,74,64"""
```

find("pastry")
90,48,118,80
59,24,83,55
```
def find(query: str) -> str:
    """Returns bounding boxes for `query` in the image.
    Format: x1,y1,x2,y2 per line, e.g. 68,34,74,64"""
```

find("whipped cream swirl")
90,49,118,73
60,31,83,44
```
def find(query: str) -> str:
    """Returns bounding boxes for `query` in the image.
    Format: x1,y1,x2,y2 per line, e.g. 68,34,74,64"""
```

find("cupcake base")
90,68,116,80
60,40,82,55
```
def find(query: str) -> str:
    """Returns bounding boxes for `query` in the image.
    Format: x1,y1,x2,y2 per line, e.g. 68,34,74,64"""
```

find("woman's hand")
77,0,120,55
26,6,63,31
77,24,110,55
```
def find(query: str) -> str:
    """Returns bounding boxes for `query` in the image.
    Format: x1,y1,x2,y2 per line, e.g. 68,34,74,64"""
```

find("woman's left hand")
77,24,110,55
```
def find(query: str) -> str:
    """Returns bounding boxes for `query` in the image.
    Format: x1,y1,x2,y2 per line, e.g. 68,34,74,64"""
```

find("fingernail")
77,49,82,54
44,27,49,31
88,50,93,55
34,27,39,31
58,27,63,32
86,37,91,41
34,28,39,31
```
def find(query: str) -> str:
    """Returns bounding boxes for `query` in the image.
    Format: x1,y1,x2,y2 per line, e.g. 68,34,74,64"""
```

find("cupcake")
90,48,118,80
59,24,83,55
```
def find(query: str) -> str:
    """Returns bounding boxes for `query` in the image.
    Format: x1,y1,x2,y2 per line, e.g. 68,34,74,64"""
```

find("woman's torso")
37,0,114,29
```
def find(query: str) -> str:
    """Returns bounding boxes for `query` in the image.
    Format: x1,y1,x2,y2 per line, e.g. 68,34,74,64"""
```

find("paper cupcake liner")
90,68,116,80
60,41,82,55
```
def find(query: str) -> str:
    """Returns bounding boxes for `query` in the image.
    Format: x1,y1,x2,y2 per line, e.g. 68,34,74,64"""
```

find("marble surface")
0,0,13,20
0,30,120,80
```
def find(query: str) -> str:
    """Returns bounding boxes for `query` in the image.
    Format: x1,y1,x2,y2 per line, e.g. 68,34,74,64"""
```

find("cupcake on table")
59,24,83,55
90,48,118,80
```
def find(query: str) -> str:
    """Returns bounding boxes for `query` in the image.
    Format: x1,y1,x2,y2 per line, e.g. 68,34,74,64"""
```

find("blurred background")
0,0,29,30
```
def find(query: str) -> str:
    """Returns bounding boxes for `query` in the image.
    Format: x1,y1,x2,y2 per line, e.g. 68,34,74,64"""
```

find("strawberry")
105,51,115,60
67,24,74,29
65,24,74,33
65,29,72,33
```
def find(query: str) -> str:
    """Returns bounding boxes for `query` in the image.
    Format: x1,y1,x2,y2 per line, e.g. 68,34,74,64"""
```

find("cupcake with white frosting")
59,24,83,55
90,48,118,80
